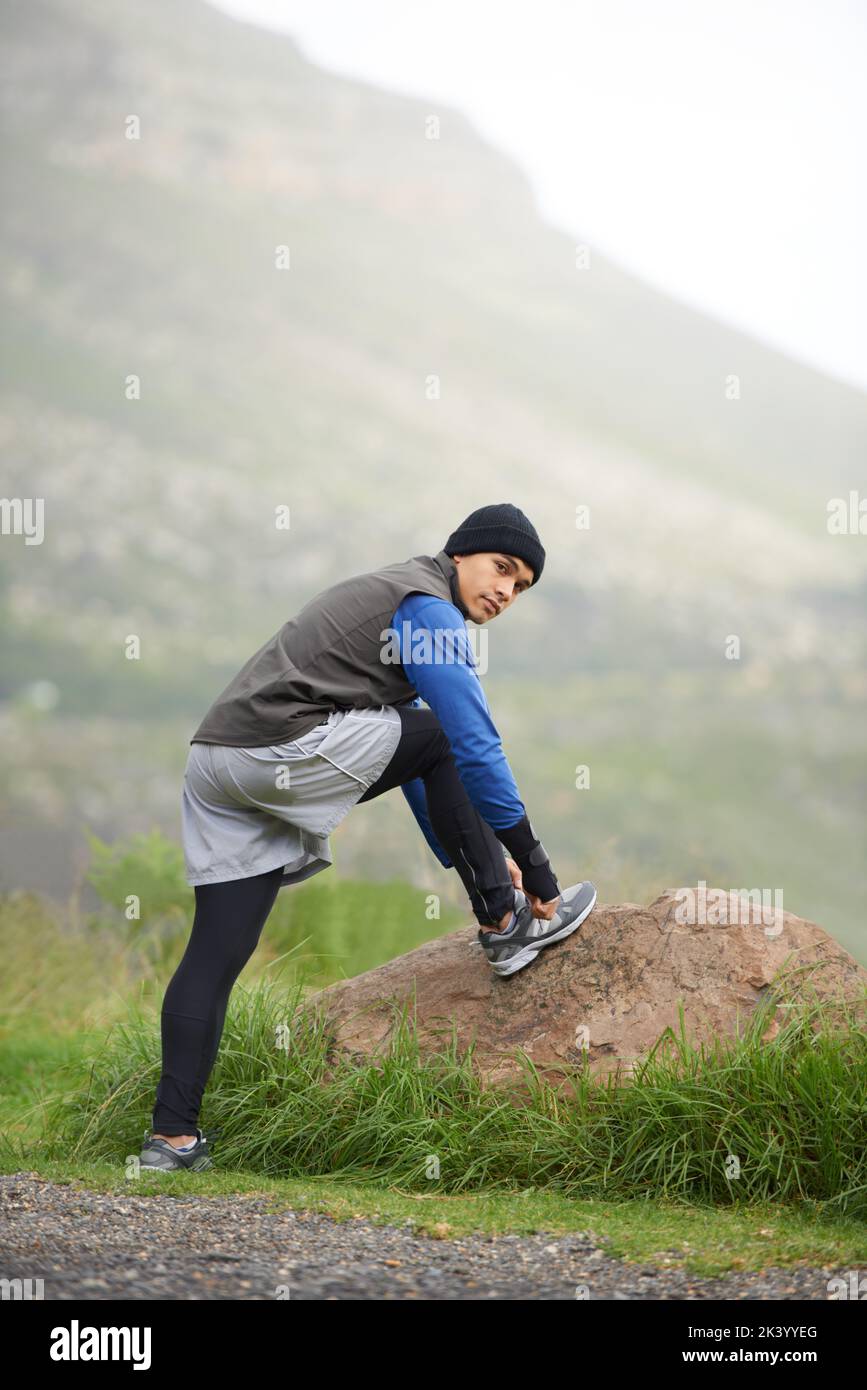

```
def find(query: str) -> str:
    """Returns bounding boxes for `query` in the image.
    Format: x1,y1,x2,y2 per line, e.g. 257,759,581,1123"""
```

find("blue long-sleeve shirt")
391,591,526,867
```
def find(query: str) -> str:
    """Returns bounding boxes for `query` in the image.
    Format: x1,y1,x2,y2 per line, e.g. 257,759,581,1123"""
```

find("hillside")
0,0,864,957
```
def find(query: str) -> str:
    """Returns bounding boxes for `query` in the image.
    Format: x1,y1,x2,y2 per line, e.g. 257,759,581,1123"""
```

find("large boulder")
306,888,867,1090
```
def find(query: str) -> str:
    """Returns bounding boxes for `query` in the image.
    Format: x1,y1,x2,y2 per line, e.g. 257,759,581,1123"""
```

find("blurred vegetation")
0,0,865,1263
0,1,864,976
77,827,465,981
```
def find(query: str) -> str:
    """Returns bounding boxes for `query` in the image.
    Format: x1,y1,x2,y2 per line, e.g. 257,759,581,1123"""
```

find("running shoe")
477,881,597,977
137,1126,219,1173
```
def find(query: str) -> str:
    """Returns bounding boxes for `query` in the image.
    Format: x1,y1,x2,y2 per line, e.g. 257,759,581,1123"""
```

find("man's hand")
504,856,523,892
522,890,561,920
505,855,560,919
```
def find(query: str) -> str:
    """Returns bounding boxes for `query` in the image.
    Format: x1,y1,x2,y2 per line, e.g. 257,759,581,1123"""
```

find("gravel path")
0,1173,849,1300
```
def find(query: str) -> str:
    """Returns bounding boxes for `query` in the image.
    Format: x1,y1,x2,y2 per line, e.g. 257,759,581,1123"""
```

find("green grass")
2,974,863,1277
2,874,865,1280
2,984,865,1276
21,973,862,1208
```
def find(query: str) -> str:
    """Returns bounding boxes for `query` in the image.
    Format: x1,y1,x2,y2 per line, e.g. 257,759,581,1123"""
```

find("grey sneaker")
137,1126,218,1172
477,882,597,977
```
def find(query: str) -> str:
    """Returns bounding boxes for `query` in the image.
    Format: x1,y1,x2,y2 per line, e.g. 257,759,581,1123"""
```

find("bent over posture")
140,503,596,1171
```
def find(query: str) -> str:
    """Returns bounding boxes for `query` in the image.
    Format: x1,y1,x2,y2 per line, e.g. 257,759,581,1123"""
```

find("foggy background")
1,0,865,958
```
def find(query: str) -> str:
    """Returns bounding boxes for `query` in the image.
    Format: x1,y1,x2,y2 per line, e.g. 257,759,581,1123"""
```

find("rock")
304,888,867,1091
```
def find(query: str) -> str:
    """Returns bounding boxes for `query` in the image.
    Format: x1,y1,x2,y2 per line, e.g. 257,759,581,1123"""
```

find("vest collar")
432,549,470,620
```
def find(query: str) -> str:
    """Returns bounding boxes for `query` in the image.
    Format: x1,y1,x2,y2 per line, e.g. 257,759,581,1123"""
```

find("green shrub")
84,826,191,969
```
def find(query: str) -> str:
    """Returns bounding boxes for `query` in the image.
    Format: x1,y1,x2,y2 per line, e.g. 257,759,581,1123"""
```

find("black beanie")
443,503,545,586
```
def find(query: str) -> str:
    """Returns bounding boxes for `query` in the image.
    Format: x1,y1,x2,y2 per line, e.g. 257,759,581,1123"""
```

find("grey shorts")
181,706,402,888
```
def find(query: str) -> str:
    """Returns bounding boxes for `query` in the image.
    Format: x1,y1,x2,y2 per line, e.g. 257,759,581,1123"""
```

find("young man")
140,503,596,1171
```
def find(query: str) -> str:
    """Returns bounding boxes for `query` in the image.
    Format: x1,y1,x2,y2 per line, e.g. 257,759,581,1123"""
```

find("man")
140,503,596,1171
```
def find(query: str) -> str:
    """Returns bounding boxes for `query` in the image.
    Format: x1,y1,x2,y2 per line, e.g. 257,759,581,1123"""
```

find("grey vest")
190,549,470,747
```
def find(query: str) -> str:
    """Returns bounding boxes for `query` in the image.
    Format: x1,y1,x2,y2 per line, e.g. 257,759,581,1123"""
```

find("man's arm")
392,693,454,866
393,593,559,900
400,776,454,868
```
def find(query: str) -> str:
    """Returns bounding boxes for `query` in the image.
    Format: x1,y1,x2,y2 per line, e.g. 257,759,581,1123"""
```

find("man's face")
451,551,534,623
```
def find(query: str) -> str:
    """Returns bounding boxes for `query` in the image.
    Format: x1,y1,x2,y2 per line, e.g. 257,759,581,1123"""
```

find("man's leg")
356,705,517,929
151,863,285,1143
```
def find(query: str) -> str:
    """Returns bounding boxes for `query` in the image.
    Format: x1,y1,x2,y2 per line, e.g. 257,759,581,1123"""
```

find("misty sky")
208,0,866,394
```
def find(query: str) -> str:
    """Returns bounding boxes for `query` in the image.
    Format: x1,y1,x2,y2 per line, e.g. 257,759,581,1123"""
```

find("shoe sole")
138,1148,213,1173
490,885,597,977
139,1158,213,1172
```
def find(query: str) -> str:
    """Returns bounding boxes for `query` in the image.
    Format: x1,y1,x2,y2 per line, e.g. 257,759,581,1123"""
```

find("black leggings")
151,705,516,1135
